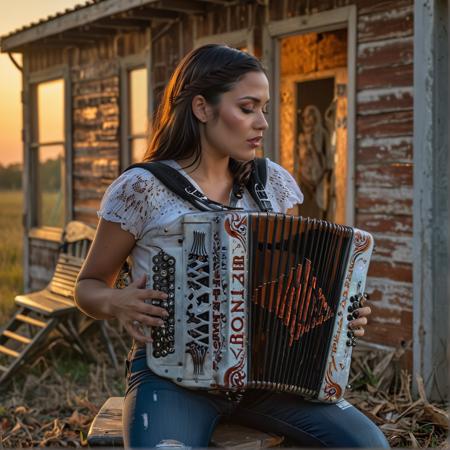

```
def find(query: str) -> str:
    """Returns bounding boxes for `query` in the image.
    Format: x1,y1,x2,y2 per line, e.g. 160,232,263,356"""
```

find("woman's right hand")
110,274,169,344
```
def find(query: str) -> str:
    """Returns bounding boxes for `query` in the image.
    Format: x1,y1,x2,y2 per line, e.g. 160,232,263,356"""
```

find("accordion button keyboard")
151,250,177,358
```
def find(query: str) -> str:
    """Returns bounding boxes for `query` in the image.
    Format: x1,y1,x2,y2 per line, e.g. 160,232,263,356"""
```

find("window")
32,79,65,228
128,67,149,164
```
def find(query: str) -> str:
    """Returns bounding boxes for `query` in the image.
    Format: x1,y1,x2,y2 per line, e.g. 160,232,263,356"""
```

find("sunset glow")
0,0,81,166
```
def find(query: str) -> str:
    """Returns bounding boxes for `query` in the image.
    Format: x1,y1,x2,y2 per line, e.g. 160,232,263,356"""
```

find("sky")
0,0,82,166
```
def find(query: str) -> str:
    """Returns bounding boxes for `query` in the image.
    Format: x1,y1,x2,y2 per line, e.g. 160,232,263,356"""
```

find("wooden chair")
88,396,284,448
0,221,118,387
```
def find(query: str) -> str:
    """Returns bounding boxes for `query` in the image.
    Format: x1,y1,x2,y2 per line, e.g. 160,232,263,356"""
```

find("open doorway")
279,29,348,224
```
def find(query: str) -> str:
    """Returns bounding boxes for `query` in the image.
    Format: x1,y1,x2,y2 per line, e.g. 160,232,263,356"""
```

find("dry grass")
0,335,448,448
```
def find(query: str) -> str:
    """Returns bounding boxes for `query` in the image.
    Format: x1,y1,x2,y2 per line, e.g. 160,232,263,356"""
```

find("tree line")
0,159,62,191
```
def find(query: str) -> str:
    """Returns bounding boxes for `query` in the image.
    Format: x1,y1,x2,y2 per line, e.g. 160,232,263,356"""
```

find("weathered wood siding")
23,0,415,355
355,0,414,350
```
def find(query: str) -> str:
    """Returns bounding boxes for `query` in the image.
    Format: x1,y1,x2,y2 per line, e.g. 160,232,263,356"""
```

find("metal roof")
0,0,224,53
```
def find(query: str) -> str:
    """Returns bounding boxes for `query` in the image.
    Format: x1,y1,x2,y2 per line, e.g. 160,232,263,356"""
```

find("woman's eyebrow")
238,96,270,103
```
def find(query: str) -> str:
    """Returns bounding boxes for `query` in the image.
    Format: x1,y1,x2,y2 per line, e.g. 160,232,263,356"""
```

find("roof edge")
0,0,159,53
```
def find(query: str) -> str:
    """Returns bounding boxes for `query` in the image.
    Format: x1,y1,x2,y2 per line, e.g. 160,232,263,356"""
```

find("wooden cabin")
1,0,447,400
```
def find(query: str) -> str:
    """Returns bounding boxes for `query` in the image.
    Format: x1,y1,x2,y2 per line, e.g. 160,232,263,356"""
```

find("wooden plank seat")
88,397,284,448
14,253,84,317
0,221,119,387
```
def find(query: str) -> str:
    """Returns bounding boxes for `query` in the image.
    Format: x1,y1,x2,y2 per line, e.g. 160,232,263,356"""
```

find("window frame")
120,52,152,170
26,65,72,236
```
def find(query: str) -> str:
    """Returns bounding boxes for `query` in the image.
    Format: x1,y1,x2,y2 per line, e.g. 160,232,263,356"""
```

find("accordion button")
169,268,175,274
350,295,358,303
163,254,169,261
347,331,354,338
153,256,160,264
347,314,353,321
161,301,168,308
352,310,360,319
346,339,352,347
153,274,160,281
161,270,167,277
168,258,175,266
347,305,353,313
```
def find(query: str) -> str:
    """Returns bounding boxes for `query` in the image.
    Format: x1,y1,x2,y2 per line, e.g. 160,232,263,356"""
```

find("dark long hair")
143,44,267,185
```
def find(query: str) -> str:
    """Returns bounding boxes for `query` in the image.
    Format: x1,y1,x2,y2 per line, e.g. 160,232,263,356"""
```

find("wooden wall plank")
357,87,413,115
357,5,413,43
356,186,412,215
357,0,413,16
357,110,413,138
357,37,413,69
357,63,413,90
368,261,412,283
356,213,412,235
356,163,413,187
357,136,413,164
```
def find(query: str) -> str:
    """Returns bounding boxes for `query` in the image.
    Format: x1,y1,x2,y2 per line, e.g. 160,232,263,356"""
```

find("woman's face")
202,71,270,161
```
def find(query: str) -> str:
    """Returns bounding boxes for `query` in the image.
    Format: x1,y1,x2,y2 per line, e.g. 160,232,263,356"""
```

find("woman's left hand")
349,306,371,337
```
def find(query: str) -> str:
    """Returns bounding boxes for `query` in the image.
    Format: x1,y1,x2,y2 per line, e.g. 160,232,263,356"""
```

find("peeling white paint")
359,6,413,23
358,136,413,148
141,413,149,430
357,86,413,103
358,36,413,54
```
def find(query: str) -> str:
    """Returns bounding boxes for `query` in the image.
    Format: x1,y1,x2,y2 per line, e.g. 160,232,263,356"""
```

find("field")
0,190,23,323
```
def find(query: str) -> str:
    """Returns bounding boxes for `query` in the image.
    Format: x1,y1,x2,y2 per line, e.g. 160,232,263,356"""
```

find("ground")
0,191,448,447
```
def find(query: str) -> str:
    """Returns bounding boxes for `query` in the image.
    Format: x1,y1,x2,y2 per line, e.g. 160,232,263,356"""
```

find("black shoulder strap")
125,162,237,212
247,158,273,212
126,159,273,212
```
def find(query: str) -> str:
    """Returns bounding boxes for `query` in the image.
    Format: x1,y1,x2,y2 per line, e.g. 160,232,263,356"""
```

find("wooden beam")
129,8,180,21
153,0,207,14
0,0,161,52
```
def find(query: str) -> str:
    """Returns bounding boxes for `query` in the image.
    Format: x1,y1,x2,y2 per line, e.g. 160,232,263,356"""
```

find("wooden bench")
88,397,284,448
0,221,118,386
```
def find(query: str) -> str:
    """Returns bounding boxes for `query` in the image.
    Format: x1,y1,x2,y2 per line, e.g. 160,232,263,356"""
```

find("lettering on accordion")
223,214,248,389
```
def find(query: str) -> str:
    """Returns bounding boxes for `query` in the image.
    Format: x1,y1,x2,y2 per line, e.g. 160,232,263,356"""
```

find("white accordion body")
146,212,374,403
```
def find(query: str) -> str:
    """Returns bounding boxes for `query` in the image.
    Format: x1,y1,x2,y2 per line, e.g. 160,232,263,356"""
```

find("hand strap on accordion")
124,159,273,213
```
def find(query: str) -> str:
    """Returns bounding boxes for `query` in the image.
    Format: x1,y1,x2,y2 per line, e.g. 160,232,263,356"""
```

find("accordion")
146,212,374,403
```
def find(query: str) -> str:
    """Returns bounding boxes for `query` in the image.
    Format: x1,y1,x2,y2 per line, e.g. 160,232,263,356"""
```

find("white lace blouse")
98,159,303,281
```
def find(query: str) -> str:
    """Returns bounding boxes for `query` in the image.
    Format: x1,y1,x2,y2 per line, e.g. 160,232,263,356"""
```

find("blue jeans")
123,346,389,448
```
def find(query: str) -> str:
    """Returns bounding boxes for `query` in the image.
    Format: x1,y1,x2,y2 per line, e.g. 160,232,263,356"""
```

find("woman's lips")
247,137,262,148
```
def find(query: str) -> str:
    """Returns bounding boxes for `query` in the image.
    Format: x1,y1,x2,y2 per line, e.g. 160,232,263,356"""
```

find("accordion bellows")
146,212,374,403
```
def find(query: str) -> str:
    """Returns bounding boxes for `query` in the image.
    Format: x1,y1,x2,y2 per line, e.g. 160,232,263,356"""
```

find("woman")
75,44,388,448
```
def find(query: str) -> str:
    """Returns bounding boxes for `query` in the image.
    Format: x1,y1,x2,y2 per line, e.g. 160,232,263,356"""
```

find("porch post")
412,0,448,401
